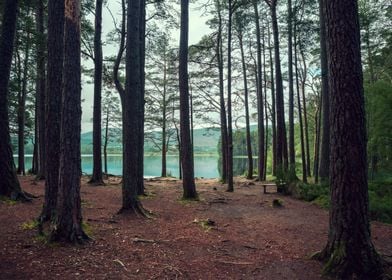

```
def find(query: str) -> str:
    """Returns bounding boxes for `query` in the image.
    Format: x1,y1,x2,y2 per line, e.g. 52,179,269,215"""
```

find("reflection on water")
15,154,222,179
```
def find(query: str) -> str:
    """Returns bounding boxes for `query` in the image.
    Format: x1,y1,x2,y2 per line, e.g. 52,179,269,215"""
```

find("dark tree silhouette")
179,0,197,199
50,0,89,243
0,0,29,201
315,0,384,277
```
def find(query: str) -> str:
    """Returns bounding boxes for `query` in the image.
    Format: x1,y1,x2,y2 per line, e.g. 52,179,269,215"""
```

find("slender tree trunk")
216,0,228,183
161,59,167,177
253,0,265,181
90,0,104,185
313,98,321,183
318,0,330,183
238,33,253,179
104,108,109,175
299,48,311,177
294,25,307,183
36,0,46,180
0,0,28,201
315,1,384,277
17,29,31,175
262,26,268,180
40,0,64,223
226,0,234,191
179,0,197,199
268,23,277,177
287,0,296,180
50,0,89,243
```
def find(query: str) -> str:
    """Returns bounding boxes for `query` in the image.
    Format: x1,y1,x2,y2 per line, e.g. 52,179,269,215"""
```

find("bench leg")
263,186,266,194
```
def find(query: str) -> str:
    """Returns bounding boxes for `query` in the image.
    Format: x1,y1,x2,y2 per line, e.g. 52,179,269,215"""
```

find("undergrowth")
294,180,392,224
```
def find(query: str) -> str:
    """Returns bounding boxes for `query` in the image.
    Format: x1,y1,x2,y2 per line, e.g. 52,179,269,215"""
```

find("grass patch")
178,195,201,205
272,199,284,208
193,218,215,231
21,219,39,230
138,191,157,200
82,222,94,237
0,196,17,205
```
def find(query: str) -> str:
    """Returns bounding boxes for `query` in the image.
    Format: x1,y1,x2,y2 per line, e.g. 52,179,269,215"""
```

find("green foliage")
272,199,284,208
21,219,39,230
368,181,392,223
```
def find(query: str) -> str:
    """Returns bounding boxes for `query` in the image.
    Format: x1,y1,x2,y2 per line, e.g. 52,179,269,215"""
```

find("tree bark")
287,0,296,180
268,23,277,177
41,0,65,223
179,0,197,199
0,0,28,201
119,0,146,213
267,0,288,177
50,0,89,243
226,0,234,191
89,0,104,185
315,0,384,277
36,0,46,180
253,0,265,182
318,0,330,183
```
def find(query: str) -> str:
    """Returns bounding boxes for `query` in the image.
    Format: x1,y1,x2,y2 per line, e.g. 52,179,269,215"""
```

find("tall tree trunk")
17,28,31,175
238,33,253,179
120,0,146,213
299,48,311,177
315,0,384,277
89,0,104,185
161,57,167,177
137,0,146,195
40,0,64,223
50,0,89,243
0,0,28,201
226,0,234,191
267,0,288,178
253,0,265,182
216,0,228,183
262,25,268,180
104,108,109,175
287,0,296,180
294,22,307,183
318,0,330,183
179,0,197,199
36,0,46,180
268,23,277,177
313,98,321,183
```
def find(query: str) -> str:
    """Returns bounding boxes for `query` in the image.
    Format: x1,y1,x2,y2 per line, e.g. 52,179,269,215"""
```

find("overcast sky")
81,2,211,132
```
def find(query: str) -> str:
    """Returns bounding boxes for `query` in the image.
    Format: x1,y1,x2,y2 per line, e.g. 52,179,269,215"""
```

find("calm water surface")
16,154,221,178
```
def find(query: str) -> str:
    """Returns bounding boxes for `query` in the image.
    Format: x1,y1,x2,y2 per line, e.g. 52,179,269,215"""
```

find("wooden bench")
261,183,277,194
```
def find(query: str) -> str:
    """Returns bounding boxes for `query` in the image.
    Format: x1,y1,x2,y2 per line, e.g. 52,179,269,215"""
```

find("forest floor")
1,176,391,280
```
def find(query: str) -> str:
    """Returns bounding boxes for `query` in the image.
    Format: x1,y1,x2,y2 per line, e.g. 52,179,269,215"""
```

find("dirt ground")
0,176,391,280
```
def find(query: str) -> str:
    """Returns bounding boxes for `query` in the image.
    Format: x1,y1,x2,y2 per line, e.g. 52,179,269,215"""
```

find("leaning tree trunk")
36,0,46,180
89,0,104,185
50,0,89,243
0,0,28,201
318,0,330,183
40,0,65,223
179,0,197,199
315,0,384,278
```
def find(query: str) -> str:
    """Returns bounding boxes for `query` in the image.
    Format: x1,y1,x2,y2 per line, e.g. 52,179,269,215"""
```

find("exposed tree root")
88,178,105,186
49,226,91,245
118,201,153,218
10,190,32,202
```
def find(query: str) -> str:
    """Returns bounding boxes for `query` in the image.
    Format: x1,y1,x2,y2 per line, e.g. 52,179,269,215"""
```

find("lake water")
16,154,221,178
